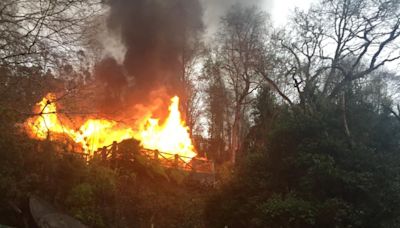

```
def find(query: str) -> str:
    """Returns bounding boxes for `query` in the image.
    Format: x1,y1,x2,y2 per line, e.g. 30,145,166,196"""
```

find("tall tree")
215,5,269,163
275,0,400,140
204,56,230,162
0,0,101,68
279,0,400,104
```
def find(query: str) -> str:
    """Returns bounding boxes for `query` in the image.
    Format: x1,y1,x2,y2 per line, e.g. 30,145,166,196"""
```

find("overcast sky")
201,0,314,36
269,0,314,26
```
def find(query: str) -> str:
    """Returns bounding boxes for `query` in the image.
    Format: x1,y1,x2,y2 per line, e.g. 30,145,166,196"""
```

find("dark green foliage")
205,92,400,228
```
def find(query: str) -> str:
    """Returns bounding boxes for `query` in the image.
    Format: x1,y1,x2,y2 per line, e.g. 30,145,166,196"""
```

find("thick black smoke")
96,0,203,112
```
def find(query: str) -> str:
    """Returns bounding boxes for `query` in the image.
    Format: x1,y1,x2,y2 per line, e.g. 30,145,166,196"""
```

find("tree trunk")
342,93,352,142
230,108,241,163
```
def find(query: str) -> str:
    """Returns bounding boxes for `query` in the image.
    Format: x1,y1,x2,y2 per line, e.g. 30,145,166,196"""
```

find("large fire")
24,93,197,161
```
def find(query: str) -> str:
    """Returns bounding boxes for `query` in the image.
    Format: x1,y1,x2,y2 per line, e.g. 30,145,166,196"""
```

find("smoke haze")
95,0,202,113
201,0,273,37
94,0,272,116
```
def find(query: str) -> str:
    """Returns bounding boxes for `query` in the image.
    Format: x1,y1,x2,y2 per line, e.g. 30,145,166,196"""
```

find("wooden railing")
88,141,215,174
140,148,214,173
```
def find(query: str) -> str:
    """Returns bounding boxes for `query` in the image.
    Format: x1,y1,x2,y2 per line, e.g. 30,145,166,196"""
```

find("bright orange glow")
25,93,196,161
134,96,196,161
26,93,78,140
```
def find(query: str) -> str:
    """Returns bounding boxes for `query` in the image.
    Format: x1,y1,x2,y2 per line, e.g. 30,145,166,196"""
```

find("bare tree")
0,0,102,69
215,5,269,163
280,0,400,103
277,0,400,139
180,35,204,138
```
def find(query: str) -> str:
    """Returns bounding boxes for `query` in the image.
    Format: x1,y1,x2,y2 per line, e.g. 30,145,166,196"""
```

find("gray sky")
201,0,314,34
269,0,314,26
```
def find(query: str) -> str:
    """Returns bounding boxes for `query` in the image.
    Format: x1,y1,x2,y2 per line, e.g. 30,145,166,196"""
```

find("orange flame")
25,93,196,160
134,96,196,159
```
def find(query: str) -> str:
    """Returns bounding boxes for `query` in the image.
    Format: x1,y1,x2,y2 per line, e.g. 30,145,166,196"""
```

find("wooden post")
101,146,107,162
192,158,197,173
111,141,117,168
174,154,179,167
154,150,159,161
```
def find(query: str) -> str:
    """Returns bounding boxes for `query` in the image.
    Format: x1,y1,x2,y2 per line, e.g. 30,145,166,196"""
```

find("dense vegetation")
206,87,400,227
0,114,208,227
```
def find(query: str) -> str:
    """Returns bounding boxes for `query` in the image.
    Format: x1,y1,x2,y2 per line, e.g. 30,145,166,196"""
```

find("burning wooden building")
23,93,215,178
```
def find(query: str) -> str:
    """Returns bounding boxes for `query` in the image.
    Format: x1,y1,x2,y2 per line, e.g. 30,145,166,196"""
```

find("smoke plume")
94,0,272,116
95,0,203,113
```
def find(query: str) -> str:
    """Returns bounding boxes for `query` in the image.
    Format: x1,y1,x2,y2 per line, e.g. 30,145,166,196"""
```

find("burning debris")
24,93,197,161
